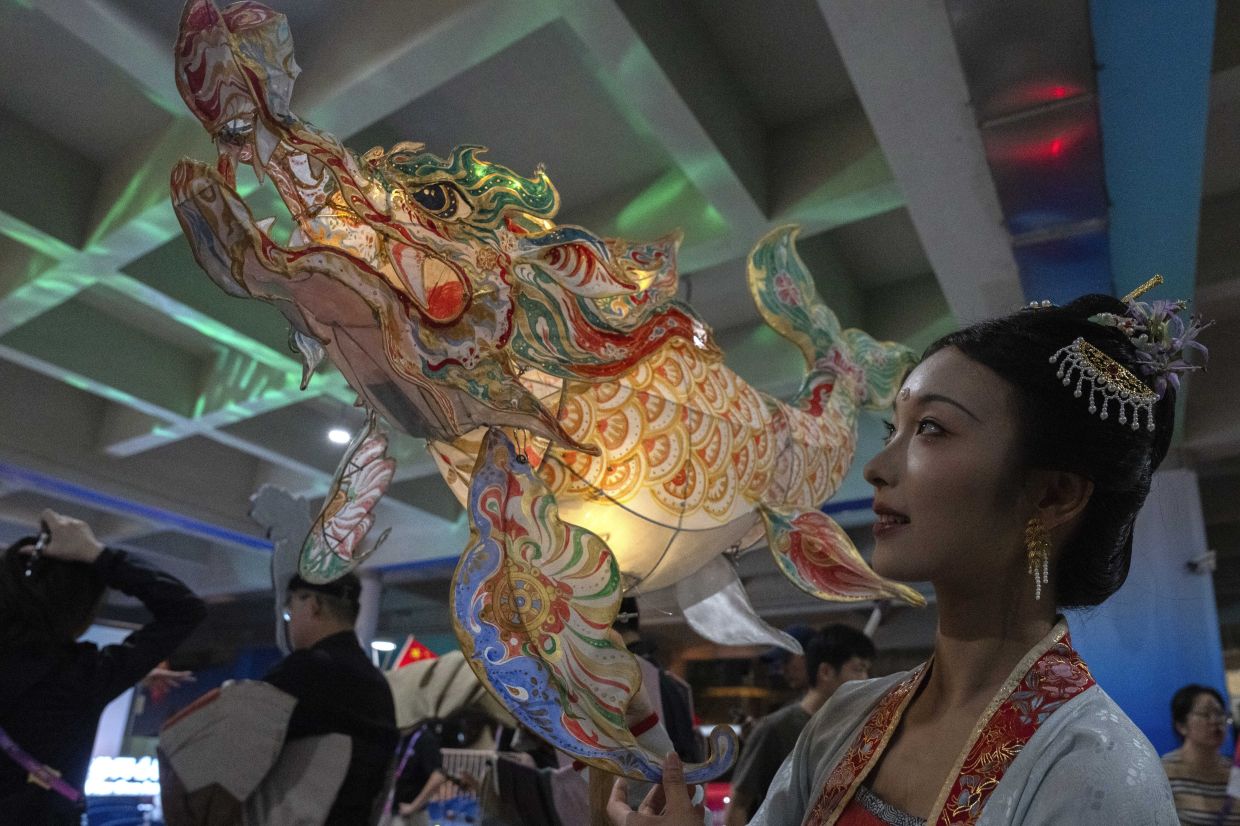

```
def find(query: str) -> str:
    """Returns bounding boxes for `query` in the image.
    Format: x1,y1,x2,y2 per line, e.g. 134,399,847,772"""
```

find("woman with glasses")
1162,685,1240,825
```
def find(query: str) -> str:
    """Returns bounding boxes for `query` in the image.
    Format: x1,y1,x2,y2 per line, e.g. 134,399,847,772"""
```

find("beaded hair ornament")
1039,275,1210,432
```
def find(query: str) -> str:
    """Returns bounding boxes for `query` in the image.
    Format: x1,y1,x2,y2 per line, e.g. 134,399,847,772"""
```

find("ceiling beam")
30,0,183,116
817,0,1024,323
303,0,562,137
556,0,767,250
0,338,452,543
555,1,905,277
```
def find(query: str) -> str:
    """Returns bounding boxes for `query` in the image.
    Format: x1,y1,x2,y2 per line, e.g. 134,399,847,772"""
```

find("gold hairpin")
1122,274,1164,304
1050,338,1157,431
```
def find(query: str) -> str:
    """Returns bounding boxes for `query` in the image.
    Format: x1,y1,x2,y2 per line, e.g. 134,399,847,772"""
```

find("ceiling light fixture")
370,640,397,652
327,428,351,445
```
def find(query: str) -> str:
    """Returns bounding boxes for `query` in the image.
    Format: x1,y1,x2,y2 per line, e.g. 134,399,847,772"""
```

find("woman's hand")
607,753,705,825
31,509,104,564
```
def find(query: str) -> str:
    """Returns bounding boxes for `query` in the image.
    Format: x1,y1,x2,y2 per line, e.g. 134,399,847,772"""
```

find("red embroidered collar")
806,622,1094,826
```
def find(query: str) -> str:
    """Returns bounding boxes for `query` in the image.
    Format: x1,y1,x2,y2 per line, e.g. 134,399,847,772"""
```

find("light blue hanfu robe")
751,621,1176,826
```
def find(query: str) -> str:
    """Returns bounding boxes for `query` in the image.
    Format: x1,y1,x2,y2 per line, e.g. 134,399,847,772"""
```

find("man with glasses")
265,574,398,825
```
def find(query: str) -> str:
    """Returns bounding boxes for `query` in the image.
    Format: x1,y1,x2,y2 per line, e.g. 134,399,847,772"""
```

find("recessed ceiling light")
327,428,351,445
370,640,397,652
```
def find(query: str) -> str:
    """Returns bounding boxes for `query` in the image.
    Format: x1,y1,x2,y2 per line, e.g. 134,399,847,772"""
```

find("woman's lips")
872,510,910,539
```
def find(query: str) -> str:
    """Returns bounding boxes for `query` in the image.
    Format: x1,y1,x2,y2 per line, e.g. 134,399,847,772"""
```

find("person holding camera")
0,509,206,825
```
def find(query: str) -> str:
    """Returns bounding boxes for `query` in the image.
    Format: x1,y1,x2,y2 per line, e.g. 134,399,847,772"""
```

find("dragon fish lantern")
170,0,924,781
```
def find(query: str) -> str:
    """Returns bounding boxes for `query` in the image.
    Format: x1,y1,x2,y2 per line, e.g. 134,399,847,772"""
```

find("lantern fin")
759,505,925,607
451,428,738,782
675,555,803,653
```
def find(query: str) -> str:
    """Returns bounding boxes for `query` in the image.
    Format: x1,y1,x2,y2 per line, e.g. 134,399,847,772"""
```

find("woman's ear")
1035,470,1094,533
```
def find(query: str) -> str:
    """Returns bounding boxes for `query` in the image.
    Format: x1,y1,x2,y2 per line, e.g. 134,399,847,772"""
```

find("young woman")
1162,684,1240,824
0,510,206,825
609,290,1207,825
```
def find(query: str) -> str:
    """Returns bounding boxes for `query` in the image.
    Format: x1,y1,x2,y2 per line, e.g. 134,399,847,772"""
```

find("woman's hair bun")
925,295,1178,607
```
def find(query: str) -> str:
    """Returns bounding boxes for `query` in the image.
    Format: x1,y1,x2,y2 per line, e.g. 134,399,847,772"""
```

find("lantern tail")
747,225,916,412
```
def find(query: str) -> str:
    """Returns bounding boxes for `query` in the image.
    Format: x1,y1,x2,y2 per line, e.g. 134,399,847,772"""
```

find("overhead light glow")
370,640,397,652
328,428,351,444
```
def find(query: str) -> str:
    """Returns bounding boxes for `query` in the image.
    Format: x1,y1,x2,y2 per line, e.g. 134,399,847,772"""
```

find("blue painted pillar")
1089,0,1215,298
1064,0,1221,755
1069,470,1228,755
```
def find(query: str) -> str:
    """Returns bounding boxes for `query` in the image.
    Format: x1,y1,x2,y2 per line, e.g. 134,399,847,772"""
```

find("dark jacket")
0,548,206,825
263,630,399,826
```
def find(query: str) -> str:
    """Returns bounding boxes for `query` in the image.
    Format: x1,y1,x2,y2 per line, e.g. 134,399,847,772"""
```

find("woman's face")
863,347,1034,590
1180,692,1229,751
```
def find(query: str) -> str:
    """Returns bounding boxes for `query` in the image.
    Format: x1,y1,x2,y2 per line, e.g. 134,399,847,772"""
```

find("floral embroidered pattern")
806,666,926,826
299,414,395,582
938,636,1093,824
774,271,802,306
806,630,1094,826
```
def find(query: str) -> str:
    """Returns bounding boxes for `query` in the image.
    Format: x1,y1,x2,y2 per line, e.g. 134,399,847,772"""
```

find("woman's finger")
638,780,665,815
607,776,635,826
659,753,690,808
40,509,69,531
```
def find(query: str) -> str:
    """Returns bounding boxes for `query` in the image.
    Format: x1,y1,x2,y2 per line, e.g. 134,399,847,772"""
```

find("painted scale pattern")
543,335,860,525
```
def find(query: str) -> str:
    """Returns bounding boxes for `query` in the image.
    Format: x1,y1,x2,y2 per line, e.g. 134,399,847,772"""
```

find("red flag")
393,635,437,669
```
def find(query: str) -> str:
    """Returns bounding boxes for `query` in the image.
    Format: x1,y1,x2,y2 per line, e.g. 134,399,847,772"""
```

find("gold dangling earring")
1024,518,1050,601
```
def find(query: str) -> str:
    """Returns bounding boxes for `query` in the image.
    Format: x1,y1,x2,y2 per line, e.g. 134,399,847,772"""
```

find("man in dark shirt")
0,510,206,825
264,573,398,826
724,623,876,824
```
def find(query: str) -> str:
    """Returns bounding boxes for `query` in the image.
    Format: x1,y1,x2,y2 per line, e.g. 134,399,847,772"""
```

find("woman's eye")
411,182,472,220
882,418,945,444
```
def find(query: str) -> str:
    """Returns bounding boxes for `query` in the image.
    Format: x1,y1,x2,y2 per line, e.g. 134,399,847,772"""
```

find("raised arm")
34,510,207,706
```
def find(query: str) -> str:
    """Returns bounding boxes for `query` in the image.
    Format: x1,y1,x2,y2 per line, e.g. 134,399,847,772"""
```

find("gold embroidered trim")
924,621,1068,821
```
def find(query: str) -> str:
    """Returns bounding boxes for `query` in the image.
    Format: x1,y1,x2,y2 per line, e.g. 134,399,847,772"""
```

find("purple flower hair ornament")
1088,275,1213,400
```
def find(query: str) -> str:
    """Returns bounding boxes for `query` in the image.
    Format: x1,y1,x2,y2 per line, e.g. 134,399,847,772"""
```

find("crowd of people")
0,293,1226,825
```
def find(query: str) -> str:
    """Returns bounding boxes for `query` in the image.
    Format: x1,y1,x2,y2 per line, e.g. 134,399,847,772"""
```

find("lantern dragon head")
172,0,713,451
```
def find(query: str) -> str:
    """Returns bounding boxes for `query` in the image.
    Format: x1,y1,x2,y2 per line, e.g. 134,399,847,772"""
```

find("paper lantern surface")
170,0,924,780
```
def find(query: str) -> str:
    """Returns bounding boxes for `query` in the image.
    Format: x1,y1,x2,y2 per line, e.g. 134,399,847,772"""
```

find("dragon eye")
216,118,254,147
411,182,472,220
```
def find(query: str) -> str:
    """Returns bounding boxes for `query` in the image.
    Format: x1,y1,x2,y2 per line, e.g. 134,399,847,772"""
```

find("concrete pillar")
1069,468,1227,753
